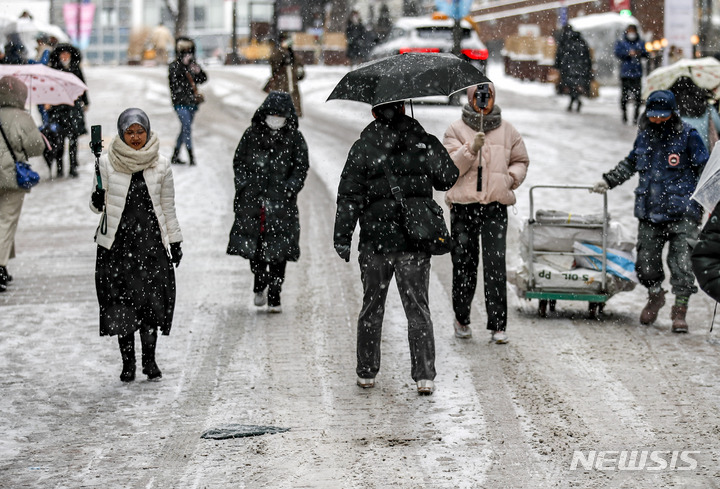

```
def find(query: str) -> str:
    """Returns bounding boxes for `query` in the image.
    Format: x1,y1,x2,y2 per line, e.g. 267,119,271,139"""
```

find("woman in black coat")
227,91,309,312
692,201,720,302
554,24,593,113
45,43,89,178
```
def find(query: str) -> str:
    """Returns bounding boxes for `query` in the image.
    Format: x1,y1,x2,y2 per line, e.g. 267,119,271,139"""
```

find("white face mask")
60,58,71,67
627,33,638,41
265,115,287,130
182,53,193,65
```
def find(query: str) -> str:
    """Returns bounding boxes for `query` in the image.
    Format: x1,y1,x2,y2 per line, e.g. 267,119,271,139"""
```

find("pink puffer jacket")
443,118,529,206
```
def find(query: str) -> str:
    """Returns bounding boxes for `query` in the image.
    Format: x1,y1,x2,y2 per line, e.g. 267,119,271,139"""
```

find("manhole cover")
200,424,290,440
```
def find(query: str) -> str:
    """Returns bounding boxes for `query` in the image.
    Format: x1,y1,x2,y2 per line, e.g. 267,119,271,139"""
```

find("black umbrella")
327,52,490,107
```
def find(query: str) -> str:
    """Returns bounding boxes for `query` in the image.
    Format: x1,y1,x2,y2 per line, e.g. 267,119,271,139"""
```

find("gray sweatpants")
636,219,699,298
356,251,436,382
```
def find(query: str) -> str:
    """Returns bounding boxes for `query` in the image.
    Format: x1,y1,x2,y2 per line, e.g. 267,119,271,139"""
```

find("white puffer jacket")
90,149,182,250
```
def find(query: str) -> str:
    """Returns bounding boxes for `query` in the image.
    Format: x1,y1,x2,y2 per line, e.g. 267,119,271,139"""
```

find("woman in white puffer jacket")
443,83,529,344
90,108,183,383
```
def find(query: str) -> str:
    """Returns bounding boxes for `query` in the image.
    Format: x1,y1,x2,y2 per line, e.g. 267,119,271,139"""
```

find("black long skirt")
95,172,176,337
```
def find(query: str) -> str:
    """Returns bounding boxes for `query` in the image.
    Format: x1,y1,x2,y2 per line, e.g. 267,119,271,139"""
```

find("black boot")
188,149,195,166
171,147,186,165
118,334,136,382
140,328,162,380
0,266,7,292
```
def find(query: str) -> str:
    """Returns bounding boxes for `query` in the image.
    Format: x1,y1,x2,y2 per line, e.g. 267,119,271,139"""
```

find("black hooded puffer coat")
226,91,309,262
334,112,459,255
47,44,89,135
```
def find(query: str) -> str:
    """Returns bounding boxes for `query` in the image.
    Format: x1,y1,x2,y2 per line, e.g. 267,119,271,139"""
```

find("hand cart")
524,185,610,319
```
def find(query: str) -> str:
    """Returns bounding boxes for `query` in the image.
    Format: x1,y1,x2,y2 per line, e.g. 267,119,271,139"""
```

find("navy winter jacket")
603,115,709,224
614,35,648,79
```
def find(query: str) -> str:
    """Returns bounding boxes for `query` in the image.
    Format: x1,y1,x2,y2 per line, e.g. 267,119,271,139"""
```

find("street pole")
225,0,241,64
452,0,461,56
76,0,81,48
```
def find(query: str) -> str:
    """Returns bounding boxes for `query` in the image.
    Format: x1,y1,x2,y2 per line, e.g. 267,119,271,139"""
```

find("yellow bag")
588,79,600,99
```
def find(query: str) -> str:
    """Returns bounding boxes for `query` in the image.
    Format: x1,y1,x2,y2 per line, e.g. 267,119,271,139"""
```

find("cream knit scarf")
108,132,160,174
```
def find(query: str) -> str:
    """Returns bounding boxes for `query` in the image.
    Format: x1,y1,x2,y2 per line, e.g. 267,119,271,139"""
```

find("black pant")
44,130,78,175
620,77,642,122
250,259,286,306
451,202,508,331
356,252,435,382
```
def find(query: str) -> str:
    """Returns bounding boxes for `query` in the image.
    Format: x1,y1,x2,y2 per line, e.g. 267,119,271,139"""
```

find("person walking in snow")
168,37,207,166
0,76,46,292
554,24,593,113
263,33,304,117
333,100,459,395
614,24,648,125
44,43,89,178
443,83,529,344
591,90,708,333
91,108,183,382
226,91,308,313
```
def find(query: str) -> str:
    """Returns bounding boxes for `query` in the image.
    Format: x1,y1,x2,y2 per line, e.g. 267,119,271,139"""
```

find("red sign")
611,0,631,12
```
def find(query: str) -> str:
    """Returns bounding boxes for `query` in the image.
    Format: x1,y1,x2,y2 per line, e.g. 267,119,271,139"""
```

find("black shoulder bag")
379,159,451,255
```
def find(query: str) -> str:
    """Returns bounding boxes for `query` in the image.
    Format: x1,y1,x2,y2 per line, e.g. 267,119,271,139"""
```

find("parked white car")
370,16,489,73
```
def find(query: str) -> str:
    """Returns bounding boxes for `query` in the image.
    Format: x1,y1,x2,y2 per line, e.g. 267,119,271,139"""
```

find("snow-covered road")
1,62,719,488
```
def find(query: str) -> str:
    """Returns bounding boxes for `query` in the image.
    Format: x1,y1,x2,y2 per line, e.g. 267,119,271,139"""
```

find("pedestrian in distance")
226,91,308,313
345,10,367,67
150,23,173,65
90,108,183,382
614,24,648,125
443,83,529,344
554,24,593,113
30,33,53,127
168,37,207,166
0,76,46,292
333,100,459,395
591,90,709,332
263,33,304,117
669,76,720,151
44,43,89,178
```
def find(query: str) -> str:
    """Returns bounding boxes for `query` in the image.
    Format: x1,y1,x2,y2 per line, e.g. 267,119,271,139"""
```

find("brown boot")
640,289,666,325
671,305,689,333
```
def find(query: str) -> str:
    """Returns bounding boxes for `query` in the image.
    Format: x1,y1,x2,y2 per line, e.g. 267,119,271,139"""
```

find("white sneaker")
357,377,375,388
453,319,472,339
491,330,508,344
267,304,282,313
254,291,267,307
417,379,434,395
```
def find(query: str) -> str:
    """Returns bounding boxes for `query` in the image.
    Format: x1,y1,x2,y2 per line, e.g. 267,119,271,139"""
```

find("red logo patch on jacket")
668,154,680,166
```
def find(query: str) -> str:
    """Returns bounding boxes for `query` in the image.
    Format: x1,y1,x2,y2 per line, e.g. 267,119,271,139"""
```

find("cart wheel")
588,302,599,319
549,300,557,312
538,300,548,318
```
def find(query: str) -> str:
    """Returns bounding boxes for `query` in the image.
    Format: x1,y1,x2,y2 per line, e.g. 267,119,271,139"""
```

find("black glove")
170,242,183,268
335,243,350,262
91,188,105,211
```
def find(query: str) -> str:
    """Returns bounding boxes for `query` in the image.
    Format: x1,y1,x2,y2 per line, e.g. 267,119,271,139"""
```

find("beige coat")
0,77,45,191
443,118,529,206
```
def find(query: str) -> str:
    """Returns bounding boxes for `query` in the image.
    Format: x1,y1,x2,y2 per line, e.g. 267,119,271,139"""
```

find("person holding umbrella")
442,83,529,343
333,100,459,395
90,108,183,382
591,90,708,333
0,76,45,291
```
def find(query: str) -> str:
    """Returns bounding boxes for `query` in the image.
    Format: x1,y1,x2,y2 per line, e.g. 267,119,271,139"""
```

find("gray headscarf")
117,108,151,140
